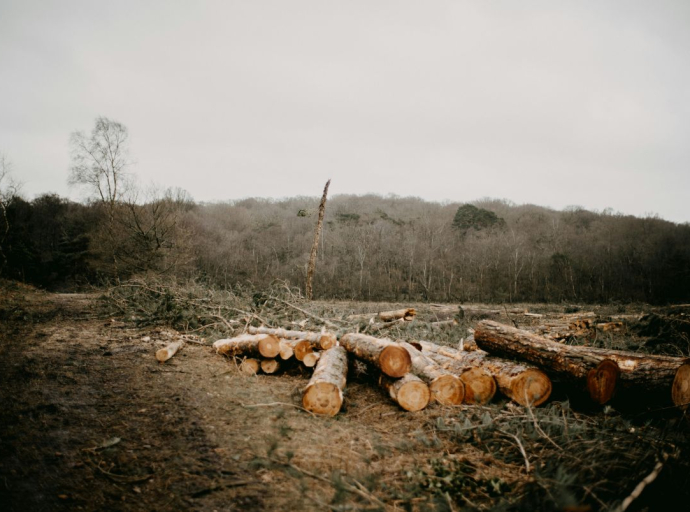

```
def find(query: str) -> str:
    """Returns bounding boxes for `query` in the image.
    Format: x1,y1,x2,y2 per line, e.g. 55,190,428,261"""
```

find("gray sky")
1,1,689,222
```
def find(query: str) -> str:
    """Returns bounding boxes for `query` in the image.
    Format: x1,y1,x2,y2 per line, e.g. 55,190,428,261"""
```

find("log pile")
209,312,690,416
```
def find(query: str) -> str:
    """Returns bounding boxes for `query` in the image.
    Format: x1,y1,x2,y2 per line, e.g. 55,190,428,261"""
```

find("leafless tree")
0,153,20,275
69,117,132,278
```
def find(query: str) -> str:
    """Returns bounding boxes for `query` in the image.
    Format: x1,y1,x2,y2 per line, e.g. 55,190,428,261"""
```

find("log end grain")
258,335,281,358
587,359,620,405
672,363,690,410
261,359,280,374
395,379,430,412
294,340,313,361
302,351,321,368
379,344,412,378
429,374,465,406
279,340,294,360
239,358,260,375
302,381,344,416
319,333,337,350
459,368,497,405
511,368,552,407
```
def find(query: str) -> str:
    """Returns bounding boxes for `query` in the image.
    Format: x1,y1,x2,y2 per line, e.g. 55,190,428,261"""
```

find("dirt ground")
0,285,524,511
2,283,689,511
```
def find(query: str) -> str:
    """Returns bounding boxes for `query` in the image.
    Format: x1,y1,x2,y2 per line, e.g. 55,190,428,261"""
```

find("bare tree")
0,153,19,275
305,179,330,300
69,117,131,277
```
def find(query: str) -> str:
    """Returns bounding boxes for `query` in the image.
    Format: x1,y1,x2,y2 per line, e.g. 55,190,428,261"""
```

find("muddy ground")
1,282,688,511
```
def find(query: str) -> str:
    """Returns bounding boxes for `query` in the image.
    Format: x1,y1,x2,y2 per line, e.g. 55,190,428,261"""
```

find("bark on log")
247,326,337,350
302,346,347,416
379,308,416,322
239,358,260,375
417,341,550,406
340,333,411,378
213,334,281,359
348,308,416,323
399,341,464,405
475,320,690,407
155,341,183,363
261,359,280,374
380,373,430,411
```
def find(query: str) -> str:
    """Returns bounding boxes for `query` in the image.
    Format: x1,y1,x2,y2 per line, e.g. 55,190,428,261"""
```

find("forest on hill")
2,187,689,304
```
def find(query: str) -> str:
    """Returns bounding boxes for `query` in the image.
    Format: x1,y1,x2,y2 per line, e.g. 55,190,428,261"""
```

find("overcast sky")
1,1,689,222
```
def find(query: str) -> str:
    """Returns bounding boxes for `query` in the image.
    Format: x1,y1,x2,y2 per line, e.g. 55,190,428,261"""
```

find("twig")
525,401,562,451
498,430,531,473
616,453,669,512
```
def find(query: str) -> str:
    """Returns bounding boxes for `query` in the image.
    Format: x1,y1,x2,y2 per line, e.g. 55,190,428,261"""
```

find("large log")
417,341,550,406
247,326,337,350
399,341,464,405
302,346,348,416
475,320,690,407
155,341,184,363
213,334,281,359
340,333,411,378
380,373,430,411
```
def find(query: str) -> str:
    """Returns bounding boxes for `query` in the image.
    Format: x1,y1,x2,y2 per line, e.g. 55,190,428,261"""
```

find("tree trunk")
155,341,183,363
305,179,330,301
248,326,337,349
340,333,411,378
213,333,281,359
261,359,280,374
302,346,348,416
399,341,464,405
417,339,551,406
475,320,690,407
379,373,430,412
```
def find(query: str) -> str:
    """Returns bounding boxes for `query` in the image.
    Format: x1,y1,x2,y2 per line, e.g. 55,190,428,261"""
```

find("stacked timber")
399,341,465,405
475,320,690,408
416,341,551,407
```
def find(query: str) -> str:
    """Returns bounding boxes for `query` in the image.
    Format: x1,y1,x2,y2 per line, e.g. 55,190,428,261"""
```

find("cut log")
247,326,337,350
475,320,690,407
340,333,411,378
155,341,183,363
379,308,416,322
458,367,498,405
587,360,620,405
302,346,348,416
261,359,280,374
213,334,281,359
279,340,294,360
302,351,321,368
399,341,464,405
380,373,430,411
239,358,260,375
417,341,549,406
348,308,416,323
672,364,690,411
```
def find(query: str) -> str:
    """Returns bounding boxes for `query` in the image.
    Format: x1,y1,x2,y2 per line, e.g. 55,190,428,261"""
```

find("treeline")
2,191,690,304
